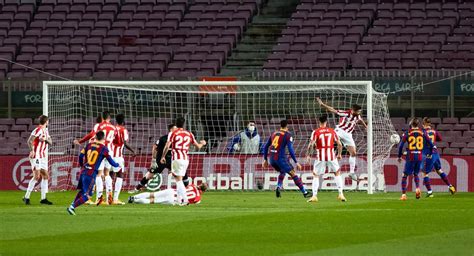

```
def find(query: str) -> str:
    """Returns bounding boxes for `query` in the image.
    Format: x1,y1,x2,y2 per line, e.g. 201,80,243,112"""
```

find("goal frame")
43,80,375,194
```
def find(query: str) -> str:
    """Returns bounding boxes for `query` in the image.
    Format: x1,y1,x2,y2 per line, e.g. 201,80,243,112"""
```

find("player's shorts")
77,171,96,197
423,153,441,173
404,160,422,176
313,159,340,175
335,128,356,147
151,189,177,205
98,158,112,171
171,159,189,177
30,157,48,171
151,158,172,174
269,158,293,174
112,157,125,172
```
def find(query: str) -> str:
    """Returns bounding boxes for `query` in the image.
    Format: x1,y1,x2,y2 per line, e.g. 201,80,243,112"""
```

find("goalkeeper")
133,123,189,192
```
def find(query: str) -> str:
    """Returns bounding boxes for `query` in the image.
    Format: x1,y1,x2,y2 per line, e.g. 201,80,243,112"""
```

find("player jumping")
160,117,206,206
67,131,119,215
421,117,456,197
397,118,434,200
306,115,345,202
262,120,310,198
129,183,207,205
316,98,367,181
133,123,189,192
111,114,136,205
23,115,53,205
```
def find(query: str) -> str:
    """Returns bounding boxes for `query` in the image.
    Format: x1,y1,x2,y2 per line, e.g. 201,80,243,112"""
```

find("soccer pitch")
0,191,473,256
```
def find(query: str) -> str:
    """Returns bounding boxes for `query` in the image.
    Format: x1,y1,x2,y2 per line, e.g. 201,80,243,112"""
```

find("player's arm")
262,136,271,168
193,139,207,150
104,148,120,168
358,117,368,129
124,141,136,156
27,134,36,158
150,142,158,168
227,133,241,153
397,133,407,162
160,140,172,164
423,132,435,157
74,130,95,145
435,131,442,142
287,135,301,170
78,147,86,167
316,97,338,114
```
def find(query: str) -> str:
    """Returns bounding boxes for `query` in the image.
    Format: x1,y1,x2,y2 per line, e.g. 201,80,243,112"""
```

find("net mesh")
45,81,396,192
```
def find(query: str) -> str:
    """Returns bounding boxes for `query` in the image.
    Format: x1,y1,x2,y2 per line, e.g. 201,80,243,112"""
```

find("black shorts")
150,160,171,174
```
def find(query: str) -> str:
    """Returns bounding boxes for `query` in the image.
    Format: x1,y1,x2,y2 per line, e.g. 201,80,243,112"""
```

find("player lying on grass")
421,117,456,197
160,117,206,205
306,115,345,202
397,118,434,201
67,131,119,215
128,183,207,205
23,115,53,205
262,120,310,199
132,123,189,192
316,97,367,181
110,114,136,205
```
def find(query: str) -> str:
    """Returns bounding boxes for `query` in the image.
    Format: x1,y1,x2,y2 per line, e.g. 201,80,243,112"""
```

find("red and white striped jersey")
168,128,196,160
30,126,49,158
113,125,129,157
97,121,116,155
310,127,339,161
184,184,202,204
336,109,362,133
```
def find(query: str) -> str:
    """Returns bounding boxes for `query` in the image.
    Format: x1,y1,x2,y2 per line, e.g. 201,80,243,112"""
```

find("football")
390,134,401,144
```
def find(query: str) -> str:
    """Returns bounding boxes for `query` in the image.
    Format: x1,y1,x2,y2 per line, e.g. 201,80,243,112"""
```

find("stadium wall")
1,155,473,192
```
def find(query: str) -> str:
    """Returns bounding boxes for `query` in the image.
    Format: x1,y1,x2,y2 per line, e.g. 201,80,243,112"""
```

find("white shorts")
152,189,177,205
335,128,356,147
171,159,189,177
112,157,125,172
30,158,48,171
98,158,112,171
313,159,340,175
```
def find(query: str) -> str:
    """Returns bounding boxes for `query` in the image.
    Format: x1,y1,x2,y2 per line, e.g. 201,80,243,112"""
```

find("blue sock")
292,175,307,194
277,173,285,189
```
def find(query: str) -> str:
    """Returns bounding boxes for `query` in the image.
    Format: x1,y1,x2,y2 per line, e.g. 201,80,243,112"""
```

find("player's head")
319,115,328,127
410,117,420,128
38,115,49,126
198,183,208,192
102,111,111,121
116,113,125,125
96,114,103,124
168,123,177,132
95,130,105,142
176,117,185,128
351,104,362,115
280,120,288,130
247,121,256,132
422,117,431,128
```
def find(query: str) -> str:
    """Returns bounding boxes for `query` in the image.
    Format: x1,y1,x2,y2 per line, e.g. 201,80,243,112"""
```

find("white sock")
349,156,356,174
25,178,37,199
134,198,150,204
113,177,123,201
134,192,150,200
105,175,113,194
96,176,103,200
312,176,319,196
40,179,48,200
176,181,188,203
335,175,344,195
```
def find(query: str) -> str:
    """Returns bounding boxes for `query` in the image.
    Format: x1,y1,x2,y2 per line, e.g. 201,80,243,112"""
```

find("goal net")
44,81,396,194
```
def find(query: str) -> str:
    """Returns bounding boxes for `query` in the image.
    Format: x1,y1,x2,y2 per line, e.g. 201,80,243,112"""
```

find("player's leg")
129,191,152,204
414,161,422,199
432,155,455,194
336,129,358,181
104,161,113,204
328,160,345,201
400,161,413,200
111,157,125,204
39,167,52,205
308,160,324,202
173,160,189,205
95,160,105,203
269,160,284,198
135,160,168,191
24,165,40,205
422,156,434,197
287,168,310,198
152,189,176,205
68,174,95,215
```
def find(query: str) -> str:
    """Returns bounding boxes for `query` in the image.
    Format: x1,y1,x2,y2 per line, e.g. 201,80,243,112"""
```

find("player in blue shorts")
421,117,456,197
397,118,434,201
67,131,119,215
263,120,310,198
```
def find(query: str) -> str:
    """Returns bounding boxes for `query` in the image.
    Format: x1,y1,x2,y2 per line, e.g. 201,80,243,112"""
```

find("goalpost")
43,80,395,194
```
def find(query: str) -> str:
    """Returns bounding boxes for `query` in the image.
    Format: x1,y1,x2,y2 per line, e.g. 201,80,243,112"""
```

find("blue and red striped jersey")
263,129,298,163
422,128,441,154
79,142,118,176
398,128,434,161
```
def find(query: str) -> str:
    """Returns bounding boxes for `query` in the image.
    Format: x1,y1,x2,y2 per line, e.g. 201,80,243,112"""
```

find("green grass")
0,190,473,256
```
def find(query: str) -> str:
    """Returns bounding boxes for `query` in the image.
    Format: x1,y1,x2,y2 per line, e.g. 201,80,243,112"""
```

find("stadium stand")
264,0,474,71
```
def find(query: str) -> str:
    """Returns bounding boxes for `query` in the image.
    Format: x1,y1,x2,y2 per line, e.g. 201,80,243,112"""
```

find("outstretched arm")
124,141,136,156
359,119,368,129
75,130,95,145
316,97,338,114
193,139,207,150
